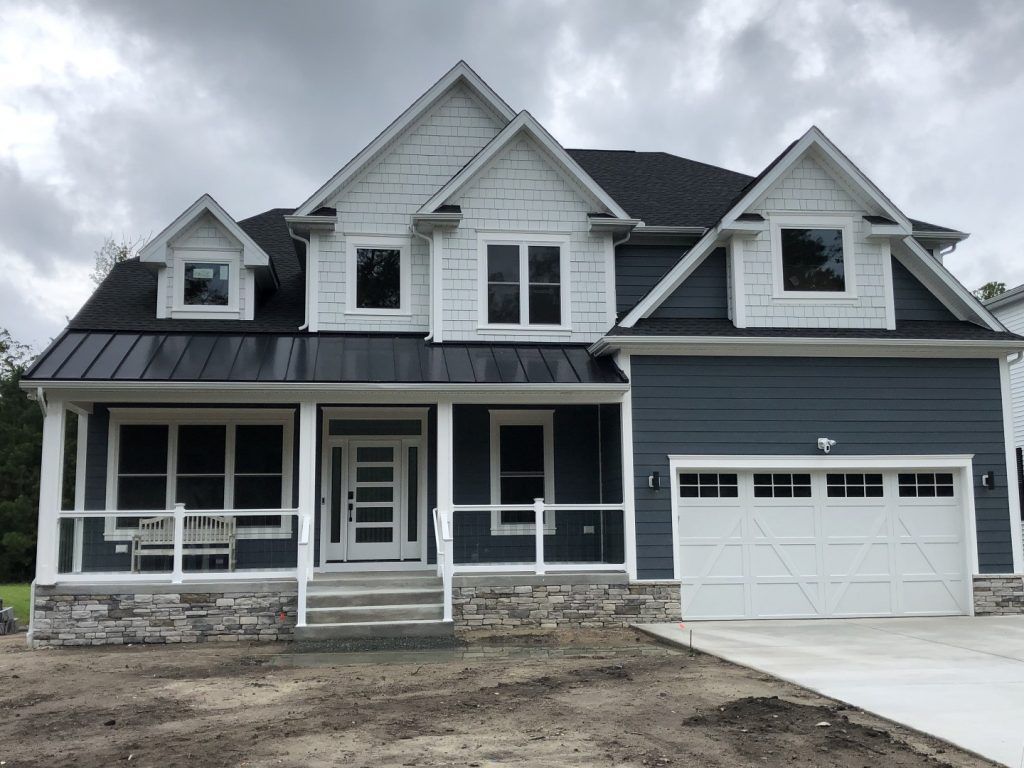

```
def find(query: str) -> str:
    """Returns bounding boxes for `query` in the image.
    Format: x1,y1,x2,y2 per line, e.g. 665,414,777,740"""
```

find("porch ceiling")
23,331,627,387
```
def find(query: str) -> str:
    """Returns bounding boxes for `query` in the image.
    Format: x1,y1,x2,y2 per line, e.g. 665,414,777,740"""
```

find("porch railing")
432,506,454,622
53,505,313,586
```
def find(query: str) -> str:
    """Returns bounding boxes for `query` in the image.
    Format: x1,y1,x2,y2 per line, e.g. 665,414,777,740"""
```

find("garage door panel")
677,467,969,620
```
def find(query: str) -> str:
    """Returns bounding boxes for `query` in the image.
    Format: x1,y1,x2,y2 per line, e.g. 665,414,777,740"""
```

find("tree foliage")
90,234,147,286
973,281,1007,301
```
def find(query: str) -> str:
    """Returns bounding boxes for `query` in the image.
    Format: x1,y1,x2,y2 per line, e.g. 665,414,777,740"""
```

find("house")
986,287,1024,499
23,61,1024,647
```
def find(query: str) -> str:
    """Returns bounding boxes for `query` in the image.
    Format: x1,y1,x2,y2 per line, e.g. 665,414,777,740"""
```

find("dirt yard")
0,629,994,768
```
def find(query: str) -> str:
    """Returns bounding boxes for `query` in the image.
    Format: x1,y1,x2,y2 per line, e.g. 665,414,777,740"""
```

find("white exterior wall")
317,84,504,331
992,300,1024,446
741,153,889,329
164,212,248,320
443,136,612,343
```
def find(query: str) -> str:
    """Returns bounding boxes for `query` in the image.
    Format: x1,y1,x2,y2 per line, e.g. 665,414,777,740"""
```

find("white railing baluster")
534,498,546,576
433,507,454,623
297,512,310,627
171,503,185,584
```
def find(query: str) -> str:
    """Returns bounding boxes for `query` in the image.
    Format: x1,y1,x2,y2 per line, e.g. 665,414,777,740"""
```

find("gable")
891,256,956,322
753,153,869,217
172,211,243,251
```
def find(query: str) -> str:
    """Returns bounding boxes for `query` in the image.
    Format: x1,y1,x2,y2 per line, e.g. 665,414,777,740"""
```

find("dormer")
140,194,276,320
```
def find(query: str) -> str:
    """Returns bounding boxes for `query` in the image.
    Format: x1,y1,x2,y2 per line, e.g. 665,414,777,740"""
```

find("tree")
973,281,1007,301
90,234,147,286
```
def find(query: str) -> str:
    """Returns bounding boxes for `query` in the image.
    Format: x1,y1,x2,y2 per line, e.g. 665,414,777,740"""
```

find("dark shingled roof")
68,208,306,333
23,331,627,385
607,317,1023,343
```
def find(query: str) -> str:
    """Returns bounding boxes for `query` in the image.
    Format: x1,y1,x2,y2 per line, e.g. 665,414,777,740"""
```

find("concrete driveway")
638,617,1024,767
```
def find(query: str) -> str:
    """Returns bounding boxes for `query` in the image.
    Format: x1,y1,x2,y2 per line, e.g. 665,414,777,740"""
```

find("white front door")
676,469,970,619
347,440,403,561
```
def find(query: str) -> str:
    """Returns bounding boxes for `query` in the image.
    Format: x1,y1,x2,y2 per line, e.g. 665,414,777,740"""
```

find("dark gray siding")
630,356,1012,578
616,246,728,319
892,257,957,322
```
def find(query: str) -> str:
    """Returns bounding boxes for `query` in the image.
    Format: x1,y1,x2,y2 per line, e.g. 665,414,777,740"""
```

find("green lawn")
0,583,31,628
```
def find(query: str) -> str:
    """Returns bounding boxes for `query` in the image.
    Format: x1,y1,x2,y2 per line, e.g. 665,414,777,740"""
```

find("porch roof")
23,332,627,387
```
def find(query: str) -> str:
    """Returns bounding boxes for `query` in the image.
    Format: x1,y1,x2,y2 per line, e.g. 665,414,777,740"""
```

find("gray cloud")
2,0,1023,348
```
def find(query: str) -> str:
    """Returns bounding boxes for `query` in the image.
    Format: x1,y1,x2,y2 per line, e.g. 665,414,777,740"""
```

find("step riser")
294,621,454,641
307,590,442,608
310,577,441,590
308,605,444,624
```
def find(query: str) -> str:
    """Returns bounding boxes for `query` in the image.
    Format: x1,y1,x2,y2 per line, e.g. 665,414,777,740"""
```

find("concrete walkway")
637,616,1024,767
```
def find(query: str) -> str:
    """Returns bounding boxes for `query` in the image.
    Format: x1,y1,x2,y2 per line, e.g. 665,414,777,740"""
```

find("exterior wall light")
648,471,661,491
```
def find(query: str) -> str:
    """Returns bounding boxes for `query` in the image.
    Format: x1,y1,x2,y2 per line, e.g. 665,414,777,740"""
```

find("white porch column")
436,399,454,514
296,401,317,626
35,395,66,586
617,353,638,580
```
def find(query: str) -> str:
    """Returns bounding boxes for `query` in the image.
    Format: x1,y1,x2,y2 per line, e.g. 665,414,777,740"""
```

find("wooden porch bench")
131,515,237,572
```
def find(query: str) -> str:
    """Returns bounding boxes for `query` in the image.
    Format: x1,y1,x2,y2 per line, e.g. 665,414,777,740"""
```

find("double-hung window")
489,410,555,535
480,234,569,329
346,236,411,315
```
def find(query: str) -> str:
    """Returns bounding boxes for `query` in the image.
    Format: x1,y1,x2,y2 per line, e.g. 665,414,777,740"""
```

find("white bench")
131,515,237,572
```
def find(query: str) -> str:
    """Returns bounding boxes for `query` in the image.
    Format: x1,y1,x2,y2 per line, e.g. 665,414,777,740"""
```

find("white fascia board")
283,215,336,231
618,228,722,327
417,111,631,220
588,217,643,233
868,223,906,238
139,193,271,269
895,236,1005,331
984,283,1024,312
721,127,912,232
588,335,1023,358
668,455,975,471
294,61,516,216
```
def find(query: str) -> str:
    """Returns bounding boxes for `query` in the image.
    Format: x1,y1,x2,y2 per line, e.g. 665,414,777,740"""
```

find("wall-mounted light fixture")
982,470,995,489
648,471,661,491
817,437,837,454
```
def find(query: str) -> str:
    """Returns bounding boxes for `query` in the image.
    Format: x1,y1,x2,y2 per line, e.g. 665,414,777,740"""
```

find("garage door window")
678,473,738,498
826,473,883,498
898,472,954,498
753,473,812,498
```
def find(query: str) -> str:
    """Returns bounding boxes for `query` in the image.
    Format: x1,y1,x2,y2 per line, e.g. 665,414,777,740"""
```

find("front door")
346,440,403,560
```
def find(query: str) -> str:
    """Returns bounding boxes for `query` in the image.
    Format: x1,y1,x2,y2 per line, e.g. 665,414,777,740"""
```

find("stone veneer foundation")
452,574,681,631
972,575,1024,615
31,581,297,648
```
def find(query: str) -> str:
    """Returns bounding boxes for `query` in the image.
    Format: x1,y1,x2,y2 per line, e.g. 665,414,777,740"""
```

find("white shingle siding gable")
317,84,504,331
443,136,612,343
992,301,1024,446
740,154,889,329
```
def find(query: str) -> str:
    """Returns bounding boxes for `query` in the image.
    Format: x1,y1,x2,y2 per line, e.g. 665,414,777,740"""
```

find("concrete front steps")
294,571,453,641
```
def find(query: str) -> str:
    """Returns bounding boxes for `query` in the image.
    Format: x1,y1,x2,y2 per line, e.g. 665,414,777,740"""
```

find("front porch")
30,392,654,644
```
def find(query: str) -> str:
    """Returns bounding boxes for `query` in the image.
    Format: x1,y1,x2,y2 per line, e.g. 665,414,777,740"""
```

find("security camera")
817,437,837,454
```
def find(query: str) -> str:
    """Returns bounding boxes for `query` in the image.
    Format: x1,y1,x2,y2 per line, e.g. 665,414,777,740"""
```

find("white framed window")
105,409,294,540
345,235,411,316
477,232,571,331
172,250,241,313
770,214,856,299
489,409,555,536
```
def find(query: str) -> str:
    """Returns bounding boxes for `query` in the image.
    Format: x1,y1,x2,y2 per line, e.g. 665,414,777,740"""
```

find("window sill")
770,293,859,302
344,309,412,318
477,324,572,335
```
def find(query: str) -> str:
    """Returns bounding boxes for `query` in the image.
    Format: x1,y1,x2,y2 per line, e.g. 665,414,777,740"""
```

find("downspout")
611,228,632,323
410,223,433,341
289,228,312,331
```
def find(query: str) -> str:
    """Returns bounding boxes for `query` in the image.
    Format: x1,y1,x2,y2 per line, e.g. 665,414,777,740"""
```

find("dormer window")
346,235,411,316
770,215,855,299
172,251,240,313
478,233,570,330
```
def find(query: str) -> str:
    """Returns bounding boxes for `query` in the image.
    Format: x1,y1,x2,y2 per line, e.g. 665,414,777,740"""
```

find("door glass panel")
330,447,343,544
407,446,418,542
356,507,393,523
356,529,394,543
357,466,394,483
357,446,394,462
356,486,393,503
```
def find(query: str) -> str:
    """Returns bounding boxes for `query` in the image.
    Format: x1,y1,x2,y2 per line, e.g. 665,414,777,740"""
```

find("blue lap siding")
630,355,1013,578
616,245,727,319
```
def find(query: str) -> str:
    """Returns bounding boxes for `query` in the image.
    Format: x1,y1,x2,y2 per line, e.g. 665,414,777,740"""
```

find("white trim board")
488,409,556,536
417,111,631,220
294,61,516,216
344,234,413,317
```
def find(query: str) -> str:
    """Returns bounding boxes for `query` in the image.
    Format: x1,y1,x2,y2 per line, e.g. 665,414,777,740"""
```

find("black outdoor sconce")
648,471,662,491
981,470,995,489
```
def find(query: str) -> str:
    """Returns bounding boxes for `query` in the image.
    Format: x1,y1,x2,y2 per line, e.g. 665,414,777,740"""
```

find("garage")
673,461,973,620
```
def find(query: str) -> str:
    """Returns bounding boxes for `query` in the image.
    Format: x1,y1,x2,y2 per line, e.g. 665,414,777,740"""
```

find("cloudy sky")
2,0,1023,348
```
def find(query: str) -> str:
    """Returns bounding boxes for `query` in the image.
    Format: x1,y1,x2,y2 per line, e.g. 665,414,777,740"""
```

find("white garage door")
676,469,970,619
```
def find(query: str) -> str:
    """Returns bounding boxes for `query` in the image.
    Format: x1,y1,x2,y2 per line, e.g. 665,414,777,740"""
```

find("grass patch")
0,583,31,627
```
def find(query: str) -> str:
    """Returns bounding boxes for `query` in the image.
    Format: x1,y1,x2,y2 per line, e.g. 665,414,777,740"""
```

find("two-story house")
23,62,1024,646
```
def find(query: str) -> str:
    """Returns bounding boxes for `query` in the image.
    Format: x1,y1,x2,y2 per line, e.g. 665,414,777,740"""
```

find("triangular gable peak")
418,111,631,220
294,61,516,216
620,127,1002,332
139,194,271,271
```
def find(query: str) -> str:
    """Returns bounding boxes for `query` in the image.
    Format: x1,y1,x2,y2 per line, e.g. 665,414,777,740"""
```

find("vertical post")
999,357,1024,574
171,503,185,584
34,395,66,586
534,497,546,575
72,411,88,574
617,353,639,580
296,401,317,627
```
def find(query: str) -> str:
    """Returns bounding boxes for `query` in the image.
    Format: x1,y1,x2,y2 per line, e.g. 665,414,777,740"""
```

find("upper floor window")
479,233,570,330
770,216,855,299
172,252,240,312
346,235,410,316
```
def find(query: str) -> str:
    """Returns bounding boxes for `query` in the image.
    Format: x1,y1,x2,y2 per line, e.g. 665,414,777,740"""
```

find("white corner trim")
616,353,638,580
476,231,571,332
418,111,630,219
769,214,857,300
488,409,556,536
730,237,747,328
881,240,896,330
294,61,516,216
999,357,1024,573
344,234,412,317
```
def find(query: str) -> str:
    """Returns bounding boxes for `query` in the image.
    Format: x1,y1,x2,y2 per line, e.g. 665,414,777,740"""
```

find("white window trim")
770,214,858,301
489,409,556,536
477,232,571,332
171,249,242,315
345,234,412,317
105,408,295,541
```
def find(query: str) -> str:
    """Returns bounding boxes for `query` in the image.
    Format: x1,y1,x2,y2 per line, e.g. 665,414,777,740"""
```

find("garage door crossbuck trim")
668,455,980,621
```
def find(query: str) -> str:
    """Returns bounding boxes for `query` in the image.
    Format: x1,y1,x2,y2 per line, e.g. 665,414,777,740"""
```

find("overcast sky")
2,0,1023,348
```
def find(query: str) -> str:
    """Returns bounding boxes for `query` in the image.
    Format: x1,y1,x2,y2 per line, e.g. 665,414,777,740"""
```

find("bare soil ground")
0,629,995,768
